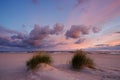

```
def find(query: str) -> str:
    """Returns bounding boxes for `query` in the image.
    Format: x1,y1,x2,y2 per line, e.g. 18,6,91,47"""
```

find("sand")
0,52,120,80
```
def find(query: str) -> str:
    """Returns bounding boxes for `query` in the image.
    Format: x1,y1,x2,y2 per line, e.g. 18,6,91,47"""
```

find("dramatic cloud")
0,0,120,51
0,37,25,48
65,25,100,39
66,25,82,39
51,23,64,35
29,24,51,40
28,23,64,47
0,24,64,49
0,26,25,47
30,23,64,40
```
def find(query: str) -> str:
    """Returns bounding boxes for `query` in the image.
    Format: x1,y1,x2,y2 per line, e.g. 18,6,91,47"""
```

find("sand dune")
27,63,76,80
0,52,120,80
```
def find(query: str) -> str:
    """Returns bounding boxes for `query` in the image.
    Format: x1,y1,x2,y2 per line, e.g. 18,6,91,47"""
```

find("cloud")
0,23,64,49
66,25,81,39
92,26,101,33
0,26,25,47
75,38,85,44
28,24,64,46
39,42,68,49
29,24,50,40
21,23,64,48
0,36,25,48
11,34,26,40
65,25,100,39
0,37,10,46
29,23,64,40
115,31,120,34
0,26,22,35
87,44,120,51
95,44,110,47
68,0,120,27
51,23,64,35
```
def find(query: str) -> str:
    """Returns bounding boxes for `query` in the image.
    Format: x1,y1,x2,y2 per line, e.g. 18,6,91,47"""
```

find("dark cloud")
92,26,101,33
11,34,26,40
0,37,10,46
65,25,101,39
65,25,90,39
51,23,64,35
65,25,101,47
0,26,22,35
55,42,67,46
0,24,102,50
29,24,51,40
66,25,81,39
7,23,64,49
95,44,110,47
0,26,27,48
29,23,64,40
0,37,25,48
75,38,85,44
115,31,120,34
27,23,64,47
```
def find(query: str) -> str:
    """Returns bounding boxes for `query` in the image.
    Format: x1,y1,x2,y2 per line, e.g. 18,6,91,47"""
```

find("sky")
0,0,120,51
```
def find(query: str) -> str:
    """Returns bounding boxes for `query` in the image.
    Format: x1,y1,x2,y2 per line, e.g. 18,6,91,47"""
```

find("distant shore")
0,50,120,55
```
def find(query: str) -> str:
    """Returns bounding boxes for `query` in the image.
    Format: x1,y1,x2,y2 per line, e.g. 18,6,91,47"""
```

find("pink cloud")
65,25,100,39
67,0,120,26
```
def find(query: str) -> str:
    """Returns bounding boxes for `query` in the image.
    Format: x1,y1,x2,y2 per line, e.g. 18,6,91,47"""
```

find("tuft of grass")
26,51,52,70
70,50,95,70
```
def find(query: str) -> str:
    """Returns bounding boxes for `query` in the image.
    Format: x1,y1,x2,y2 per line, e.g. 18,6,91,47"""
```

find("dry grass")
26,51,52,70
71,50,95,70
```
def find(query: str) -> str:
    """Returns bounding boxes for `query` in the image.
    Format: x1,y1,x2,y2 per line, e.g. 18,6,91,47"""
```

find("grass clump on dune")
26,51,52,70
71,50,95,70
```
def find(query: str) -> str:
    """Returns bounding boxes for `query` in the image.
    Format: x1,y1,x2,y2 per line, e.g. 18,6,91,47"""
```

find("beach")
0,52,120,80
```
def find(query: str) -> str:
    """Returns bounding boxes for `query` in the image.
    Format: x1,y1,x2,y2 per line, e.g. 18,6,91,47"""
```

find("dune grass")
71,50,95,70
26,51,52,70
